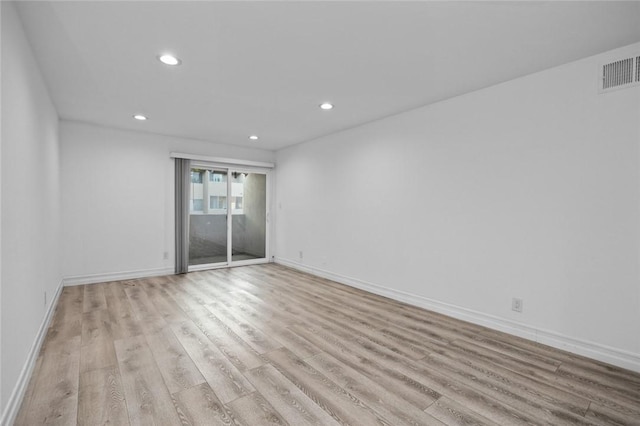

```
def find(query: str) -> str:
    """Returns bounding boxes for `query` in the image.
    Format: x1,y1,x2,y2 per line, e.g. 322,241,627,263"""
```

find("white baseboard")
1,266,174,424
275,257,640,373
63,266,175,286
1,279,64,426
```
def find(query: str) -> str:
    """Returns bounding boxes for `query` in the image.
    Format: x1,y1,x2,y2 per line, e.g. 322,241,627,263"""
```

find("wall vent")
600,54,640,92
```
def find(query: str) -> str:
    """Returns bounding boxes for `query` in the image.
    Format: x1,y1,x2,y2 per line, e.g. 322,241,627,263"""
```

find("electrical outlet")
44,291,47,307
163,251,169,260
512,298,523,313
299,251,303,260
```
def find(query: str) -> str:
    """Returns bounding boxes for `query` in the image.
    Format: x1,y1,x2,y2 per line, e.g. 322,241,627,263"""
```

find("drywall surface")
275,43,640,368
60,121,275,280
0,0,3,411
1,1,61,413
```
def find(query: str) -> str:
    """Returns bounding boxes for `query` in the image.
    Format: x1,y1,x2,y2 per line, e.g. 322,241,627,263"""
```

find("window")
210,196,227,209
232,196,243,210
210,172,226,182
191,171,203,183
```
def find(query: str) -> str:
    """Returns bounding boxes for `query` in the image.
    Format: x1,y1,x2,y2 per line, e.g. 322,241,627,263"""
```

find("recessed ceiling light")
319,102,334,110
249,135,259,140
133,114,147,121
158,54,181,66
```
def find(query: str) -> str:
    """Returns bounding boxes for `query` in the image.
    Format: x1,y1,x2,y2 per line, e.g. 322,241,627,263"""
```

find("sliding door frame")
187,160,272,272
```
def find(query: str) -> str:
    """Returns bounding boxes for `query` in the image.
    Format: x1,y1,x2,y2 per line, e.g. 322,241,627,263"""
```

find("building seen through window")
191,170,203,183
190,168,244,215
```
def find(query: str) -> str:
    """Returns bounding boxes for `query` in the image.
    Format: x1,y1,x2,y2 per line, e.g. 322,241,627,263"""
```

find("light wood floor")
15,264,640,425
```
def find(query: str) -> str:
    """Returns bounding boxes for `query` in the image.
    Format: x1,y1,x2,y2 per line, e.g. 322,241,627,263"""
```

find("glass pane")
209,196,227,209
232,172,266,262
189,168,228,265
191,170,203,183
210,172,226,183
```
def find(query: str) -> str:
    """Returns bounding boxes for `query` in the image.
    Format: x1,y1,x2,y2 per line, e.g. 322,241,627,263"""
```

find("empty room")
2,1,640,425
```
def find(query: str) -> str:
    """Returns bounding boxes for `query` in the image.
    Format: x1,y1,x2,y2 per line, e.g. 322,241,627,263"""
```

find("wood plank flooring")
15,264,640,425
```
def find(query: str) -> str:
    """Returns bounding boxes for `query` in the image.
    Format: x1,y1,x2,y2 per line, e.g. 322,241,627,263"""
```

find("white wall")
0,0,4,413
1,1,61,415
60,121,275,282
275,43,640,371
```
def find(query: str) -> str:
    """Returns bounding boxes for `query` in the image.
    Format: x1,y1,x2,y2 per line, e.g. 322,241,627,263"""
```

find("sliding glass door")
187,165,268,270
189,168,228,266
231,172,266,262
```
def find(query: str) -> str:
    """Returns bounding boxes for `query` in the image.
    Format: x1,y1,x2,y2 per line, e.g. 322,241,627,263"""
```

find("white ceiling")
15,1,640,151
